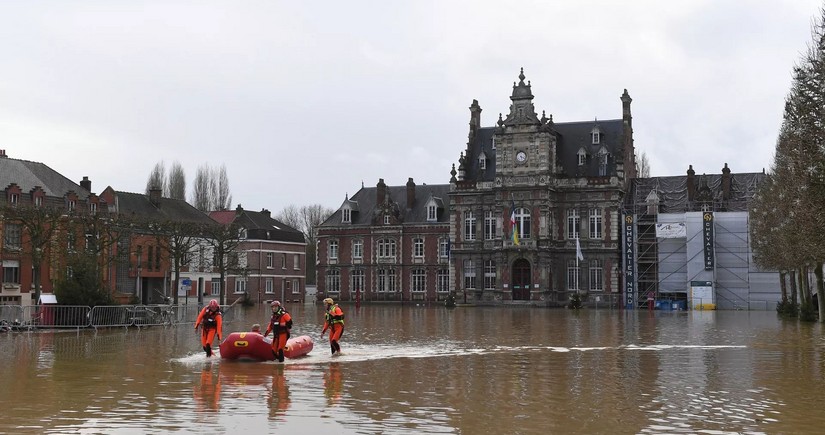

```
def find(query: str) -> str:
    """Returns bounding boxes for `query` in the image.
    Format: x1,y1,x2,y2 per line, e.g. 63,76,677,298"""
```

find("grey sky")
0,1,820,213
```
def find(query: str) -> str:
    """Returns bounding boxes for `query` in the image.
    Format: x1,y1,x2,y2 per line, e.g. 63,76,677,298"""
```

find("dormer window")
591,126,600,144
68,199,76,212
9,193,18,206
597,148,609,176
384,215,391,225
342,208,351,223
89,202,97,215
577,148,587,166
34,196,42,207
478,151,487,170
427,204,437,221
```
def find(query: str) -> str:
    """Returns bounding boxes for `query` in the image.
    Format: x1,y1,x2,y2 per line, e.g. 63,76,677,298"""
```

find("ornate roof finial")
518,67,525,85
450,164,457,182
497,113,504,127
541,110,547,124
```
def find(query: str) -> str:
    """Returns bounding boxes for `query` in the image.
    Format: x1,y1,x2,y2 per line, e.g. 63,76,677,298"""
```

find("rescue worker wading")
195,299,223,357
265,301,292,362
321,298,345,355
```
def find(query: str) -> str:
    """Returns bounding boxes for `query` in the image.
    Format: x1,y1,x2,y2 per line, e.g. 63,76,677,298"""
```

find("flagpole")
576,234,579,295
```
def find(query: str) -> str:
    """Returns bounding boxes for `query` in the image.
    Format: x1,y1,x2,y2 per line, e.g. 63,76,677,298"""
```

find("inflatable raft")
219,332,313,361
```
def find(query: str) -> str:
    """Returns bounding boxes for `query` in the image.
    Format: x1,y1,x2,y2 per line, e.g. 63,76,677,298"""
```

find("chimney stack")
0,150,6,158
376,178,386,205
235,204,244,215
149,186,161,207
686,165,696,202
80,176,92,192
261,208,271,218
406,178,416,209
721,163,731,200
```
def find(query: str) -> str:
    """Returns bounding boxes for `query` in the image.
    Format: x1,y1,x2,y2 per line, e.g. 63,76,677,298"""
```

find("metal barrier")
89,305,134,328
0,303,240,330
21,305,91,329
0,305,23,323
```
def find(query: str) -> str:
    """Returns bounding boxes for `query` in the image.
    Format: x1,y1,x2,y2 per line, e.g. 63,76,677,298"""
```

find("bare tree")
635,151,651,178
146,161,168,196
3,204,63,304
192,164,213,212
277,204,334,285
168,161,186,201
202,221,241,305
151,220,203,305
216,164,232,211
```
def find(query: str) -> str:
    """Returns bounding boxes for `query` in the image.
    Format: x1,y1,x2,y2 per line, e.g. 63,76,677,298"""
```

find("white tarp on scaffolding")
655,223,686,238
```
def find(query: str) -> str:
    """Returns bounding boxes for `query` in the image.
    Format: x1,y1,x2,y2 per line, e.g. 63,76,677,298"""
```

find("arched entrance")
512,259,531,301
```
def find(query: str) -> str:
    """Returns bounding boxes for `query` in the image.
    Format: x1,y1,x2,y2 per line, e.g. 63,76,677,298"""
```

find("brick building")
0,150,100,306
210,205,307,305
316,178,451,302
450,69,636,305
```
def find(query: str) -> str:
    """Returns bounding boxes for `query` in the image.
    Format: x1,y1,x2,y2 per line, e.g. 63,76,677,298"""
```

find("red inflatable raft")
219,332,313,361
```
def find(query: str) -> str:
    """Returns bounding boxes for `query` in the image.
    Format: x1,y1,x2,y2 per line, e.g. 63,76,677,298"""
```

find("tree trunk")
816,263,825,323
791,269,798,305
779,271,787,302
173,260,180,306
802,266,811,305
33,257,43,305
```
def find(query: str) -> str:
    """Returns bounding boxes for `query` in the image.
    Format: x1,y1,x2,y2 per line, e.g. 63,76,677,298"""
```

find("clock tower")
494,68,559,188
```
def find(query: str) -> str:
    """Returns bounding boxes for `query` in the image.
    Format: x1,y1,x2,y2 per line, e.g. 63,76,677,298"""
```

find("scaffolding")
623,170,780,310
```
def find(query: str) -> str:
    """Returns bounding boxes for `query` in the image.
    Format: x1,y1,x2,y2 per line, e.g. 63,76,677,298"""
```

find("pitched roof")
322,182,451,227
113,191,215,224
463,119,624,182
209,208,306,244
0,156,90,199
625,171,766,214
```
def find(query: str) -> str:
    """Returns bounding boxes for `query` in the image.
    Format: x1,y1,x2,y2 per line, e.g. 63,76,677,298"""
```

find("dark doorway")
512,259,531,301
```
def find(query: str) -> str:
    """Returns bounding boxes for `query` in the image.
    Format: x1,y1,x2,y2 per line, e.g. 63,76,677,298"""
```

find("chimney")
406,178,416,209
686,165,696,202
149,186,161,207
721,163,731,200
0,150,6,158
235,204,244,215
80,176,91,192
376,178,386,205
261,208,271,218
469,99,482,130
621,89,632,128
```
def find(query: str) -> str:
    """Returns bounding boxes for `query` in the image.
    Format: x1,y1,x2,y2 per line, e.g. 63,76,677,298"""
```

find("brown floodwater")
0,304,823,434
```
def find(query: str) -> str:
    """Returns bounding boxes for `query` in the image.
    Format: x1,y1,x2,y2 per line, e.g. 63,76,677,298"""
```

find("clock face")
516,151,527,163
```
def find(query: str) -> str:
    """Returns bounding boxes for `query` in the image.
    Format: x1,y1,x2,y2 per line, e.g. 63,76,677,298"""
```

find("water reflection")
323,362,343,406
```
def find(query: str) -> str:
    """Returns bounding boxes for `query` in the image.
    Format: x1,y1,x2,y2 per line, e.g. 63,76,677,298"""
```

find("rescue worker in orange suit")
195,299,223,357
265,301,292,362
321,298,345,355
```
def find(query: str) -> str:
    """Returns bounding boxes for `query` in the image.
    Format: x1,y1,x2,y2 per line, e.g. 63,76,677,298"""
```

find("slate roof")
0,156,90,199
625,172,766,214
113,191,215,224
209,209,306,244
462,119,624,182
322,183,451,227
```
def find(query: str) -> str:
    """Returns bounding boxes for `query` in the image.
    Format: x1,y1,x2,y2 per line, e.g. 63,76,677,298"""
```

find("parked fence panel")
89,306,133,328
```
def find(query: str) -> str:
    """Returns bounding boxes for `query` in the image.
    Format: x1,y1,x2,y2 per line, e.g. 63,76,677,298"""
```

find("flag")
576,237,584,261
510,199,519,245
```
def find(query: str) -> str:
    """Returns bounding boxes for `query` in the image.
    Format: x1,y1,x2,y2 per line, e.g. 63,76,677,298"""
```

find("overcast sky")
1,1,821,214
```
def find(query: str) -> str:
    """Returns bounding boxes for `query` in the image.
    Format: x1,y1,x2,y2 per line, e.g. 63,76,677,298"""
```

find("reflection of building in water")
268,365,290,419
324,363,343,405
193,367,221,412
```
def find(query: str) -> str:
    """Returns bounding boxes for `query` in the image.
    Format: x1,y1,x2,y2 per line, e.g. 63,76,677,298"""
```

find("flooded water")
1,304,824,434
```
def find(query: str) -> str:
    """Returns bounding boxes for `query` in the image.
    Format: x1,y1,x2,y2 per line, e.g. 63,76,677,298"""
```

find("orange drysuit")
195,306,223,357
321,303,345,354
265,307,292,362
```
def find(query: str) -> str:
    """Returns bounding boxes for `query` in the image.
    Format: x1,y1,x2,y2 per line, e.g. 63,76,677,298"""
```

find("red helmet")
208,299,219,310
271,300,281,307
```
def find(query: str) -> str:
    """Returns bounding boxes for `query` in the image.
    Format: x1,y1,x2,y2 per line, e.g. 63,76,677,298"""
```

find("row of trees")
3,203,245,307
751,8,825,322
145,161,232,212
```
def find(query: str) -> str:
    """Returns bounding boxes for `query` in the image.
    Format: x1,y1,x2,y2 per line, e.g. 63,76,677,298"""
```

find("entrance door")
512,259,531,301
